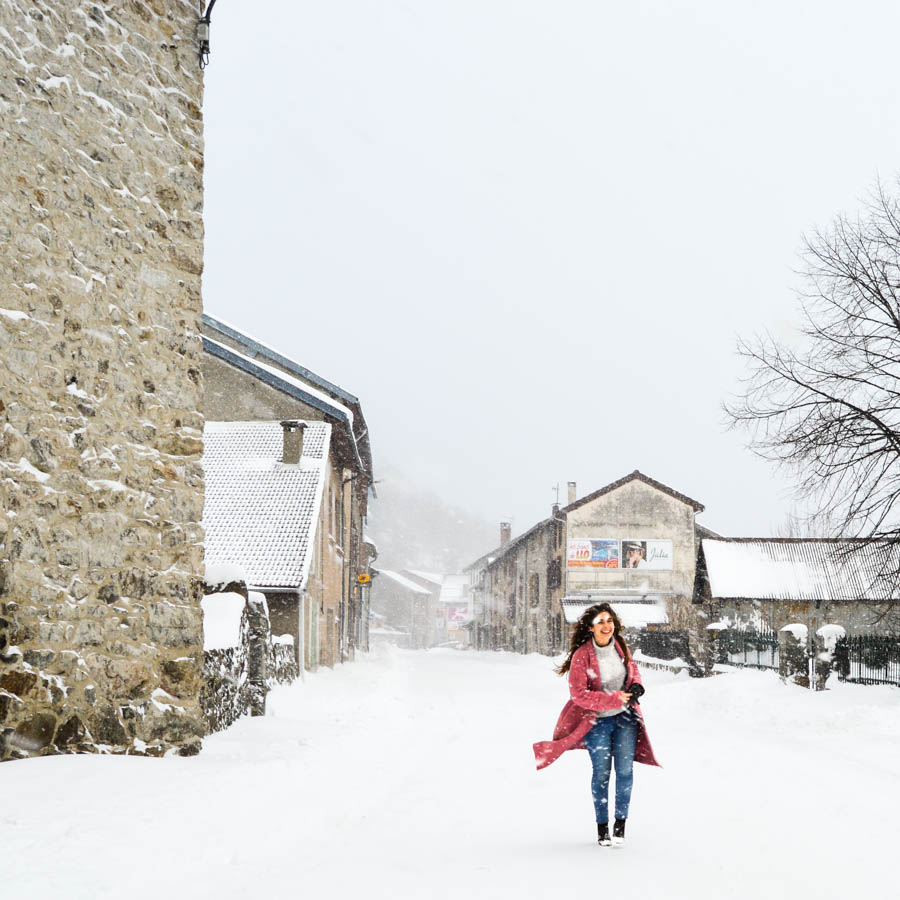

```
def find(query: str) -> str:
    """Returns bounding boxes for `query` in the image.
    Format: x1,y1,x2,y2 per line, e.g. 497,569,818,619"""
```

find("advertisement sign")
567,538,673,570
621,539,673,570
567,539,620,568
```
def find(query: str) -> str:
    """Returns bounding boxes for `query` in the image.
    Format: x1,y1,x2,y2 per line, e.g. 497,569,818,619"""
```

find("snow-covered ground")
5,647,899,899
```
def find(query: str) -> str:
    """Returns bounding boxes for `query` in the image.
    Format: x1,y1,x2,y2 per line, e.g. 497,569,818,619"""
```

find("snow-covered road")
6,647,899,899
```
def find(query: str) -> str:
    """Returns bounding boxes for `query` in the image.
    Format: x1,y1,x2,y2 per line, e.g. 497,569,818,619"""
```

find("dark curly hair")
556,602,630,675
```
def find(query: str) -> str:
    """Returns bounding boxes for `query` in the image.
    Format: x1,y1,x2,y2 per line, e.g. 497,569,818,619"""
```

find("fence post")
703,622,727,676
813,625,845,691
779,624,809,688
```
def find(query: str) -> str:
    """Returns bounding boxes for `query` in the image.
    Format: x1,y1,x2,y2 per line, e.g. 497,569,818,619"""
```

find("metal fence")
833,635,900,687
631,629,692,663
719,624,779,671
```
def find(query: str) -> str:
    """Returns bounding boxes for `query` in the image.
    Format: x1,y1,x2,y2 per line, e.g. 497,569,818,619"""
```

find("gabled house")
370,569,435,649
203,420,349,669
200,314,374,662
468,470,713,656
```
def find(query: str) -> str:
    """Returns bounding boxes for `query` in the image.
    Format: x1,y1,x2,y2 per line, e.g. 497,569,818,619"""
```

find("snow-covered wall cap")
204,563,248,590
247,591,270,621
816,624,846,639
706,621,729,630
816,624,846,655
780,623,808,644
201,592,246,651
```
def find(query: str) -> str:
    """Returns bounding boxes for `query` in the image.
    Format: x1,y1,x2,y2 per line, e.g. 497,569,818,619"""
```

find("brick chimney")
567,481,576,505
280,420,306,465
500,521,511,546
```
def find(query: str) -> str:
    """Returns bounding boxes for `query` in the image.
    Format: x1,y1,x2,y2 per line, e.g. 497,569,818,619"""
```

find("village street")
6,647,899,899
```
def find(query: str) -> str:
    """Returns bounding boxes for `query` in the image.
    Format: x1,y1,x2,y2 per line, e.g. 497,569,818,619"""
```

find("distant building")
370,569,436,649
437,574,471,646
467,471,712,657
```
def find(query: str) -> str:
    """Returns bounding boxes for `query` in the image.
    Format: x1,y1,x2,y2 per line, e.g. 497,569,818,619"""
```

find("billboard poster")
621,539,673,570
567,539,620,568
567,538,674,570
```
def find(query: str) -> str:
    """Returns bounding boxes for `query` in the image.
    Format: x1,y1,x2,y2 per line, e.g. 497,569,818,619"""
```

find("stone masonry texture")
0,0,206,759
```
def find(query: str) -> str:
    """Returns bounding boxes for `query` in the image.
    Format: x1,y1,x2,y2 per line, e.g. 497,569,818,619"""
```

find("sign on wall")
567,539,620,568
567,538,673,570
622,539,673,570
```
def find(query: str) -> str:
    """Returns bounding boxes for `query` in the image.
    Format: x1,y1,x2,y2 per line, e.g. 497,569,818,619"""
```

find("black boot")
597,822,611,846
612,818,626,845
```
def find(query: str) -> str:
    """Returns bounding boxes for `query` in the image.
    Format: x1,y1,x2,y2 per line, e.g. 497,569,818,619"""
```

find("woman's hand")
617,691,632,705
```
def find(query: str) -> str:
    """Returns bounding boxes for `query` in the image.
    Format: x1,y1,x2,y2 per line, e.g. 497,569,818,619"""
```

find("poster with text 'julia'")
621,539,673,570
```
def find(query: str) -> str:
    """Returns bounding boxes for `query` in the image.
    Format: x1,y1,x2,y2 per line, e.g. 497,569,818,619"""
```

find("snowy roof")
374,569,433,596
202,313,360,405
438,574,468,605
701,539,900,602
202,421,330,590
561,598,669,627
405,569,444,586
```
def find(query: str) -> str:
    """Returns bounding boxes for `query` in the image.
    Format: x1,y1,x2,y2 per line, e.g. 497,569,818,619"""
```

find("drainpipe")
296,587,306,679
340,471,358,662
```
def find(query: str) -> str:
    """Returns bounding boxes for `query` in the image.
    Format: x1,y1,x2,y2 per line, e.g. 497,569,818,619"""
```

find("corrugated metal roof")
202,421,330,589
702,539,899,602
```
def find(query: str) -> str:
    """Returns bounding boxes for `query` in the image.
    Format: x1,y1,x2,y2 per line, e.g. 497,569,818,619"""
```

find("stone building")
1,4,207,759
468,471,714,657
370,569,435,649
200,314,374,662
695,538,900,636
203,420,356,671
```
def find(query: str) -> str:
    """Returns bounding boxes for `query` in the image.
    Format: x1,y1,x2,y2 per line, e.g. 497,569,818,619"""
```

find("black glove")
626,682,645,705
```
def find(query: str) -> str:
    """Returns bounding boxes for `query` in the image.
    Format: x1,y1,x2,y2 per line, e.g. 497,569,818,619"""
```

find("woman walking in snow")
533,603,659,846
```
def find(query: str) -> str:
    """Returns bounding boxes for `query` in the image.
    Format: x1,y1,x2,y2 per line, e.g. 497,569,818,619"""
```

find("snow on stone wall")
0,1,206,760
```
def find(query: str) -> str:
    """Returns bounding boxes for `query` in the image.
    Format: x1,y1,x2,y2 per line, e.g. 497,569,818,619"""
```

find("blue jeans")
584,711,638,823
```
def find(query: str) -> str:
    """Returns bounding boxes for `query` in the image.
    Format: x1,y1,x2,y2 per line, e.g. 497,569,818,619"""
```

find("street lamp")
198,0,218,68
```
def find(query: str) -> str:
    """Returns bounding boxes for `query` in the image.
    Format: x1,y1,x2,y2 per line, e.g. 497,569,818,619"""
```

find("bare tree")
726,181,900,586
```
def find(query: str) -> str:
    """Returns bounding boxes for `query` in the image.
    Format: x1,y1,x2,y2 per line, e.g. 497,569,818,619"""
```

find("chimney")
280,420,306,465
500,521,511,546
552,502,560,516
567,481,576,505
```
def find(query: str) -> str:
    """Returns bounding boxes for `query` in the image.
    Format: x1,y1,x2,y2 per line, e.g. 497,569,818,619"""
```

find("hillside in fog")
367,467,498,574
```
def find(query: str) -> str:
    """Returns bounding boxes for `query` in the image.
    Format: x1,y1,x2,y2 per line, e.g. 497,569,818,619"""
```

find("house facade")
369,569,436,649
468,471,712,657
200,315,374,665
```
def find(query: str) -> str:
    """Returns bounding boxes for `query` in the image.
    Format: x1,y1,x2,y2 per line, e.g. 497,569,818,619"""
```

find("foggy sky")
202,1,900,541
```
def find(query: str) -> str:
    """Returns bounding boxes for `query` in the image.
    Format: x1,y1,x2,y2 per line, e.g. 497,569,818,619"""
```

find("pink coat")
533,640,660,770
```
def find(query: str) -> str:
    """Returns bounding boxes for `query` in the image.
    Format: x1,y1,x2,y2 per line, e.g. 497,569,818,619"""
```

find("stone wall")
200,586,299,734
0,0,206,760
